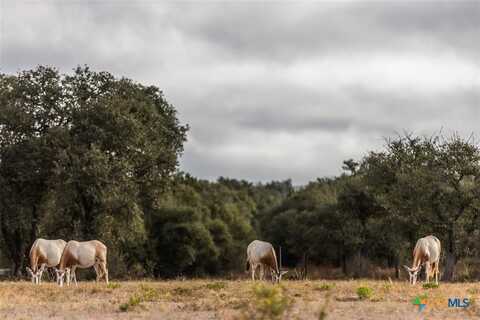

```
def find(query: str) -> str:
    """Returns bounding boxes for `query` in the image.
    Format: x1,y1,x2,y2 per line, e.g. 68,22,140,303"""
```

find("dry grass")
0,280,479,319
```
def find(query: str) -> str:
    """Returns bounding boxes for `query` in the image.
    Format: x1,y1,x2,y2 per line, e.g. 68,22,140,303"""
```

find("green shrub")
119,285,159,312
422,283,439,289
468,287,480,295
356,286,373,300
206,281,227,291
129,295,142,306
107,282,121,289
139,285,160,301
119,303,130,312
247,283,291,320
315,283,335,291
173,287,194,296
119,294,142,312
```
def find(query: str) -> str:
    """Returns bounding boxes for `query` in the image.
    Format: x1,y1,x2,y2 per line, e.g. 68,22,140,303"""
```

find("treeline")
262,134,480,281
2,67,480,281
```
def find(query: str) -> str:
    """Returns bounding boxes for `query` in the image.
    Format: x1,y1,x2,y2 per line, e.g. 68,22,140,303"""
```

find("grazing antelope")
246,240,287,283
26,238,67,284
55,240,108,286
404,235,441,285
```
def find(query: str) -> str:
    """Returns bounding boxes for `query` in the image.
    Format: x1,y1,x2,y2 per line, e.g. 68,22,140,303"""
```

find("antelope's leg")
425,262,431,283
102,263,109,284
71,267,77,286
93,264,101,282
39,263,47,284
66,269,71,286
98,262,108,283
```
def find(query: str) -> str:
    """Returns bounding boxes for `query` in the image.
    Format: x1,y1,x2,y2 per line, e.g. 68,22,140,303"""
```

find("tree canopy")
0,66,188,275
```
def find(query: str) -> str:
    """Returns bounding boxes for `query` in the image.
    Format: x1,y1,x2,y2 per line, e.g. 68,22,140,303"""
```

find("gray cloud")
1,1,479,184
170,1,480,62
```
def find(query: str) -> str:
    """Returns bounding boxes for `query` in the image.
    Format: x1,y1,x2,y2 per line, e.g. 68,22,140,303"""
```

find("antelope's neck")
412,251,424,268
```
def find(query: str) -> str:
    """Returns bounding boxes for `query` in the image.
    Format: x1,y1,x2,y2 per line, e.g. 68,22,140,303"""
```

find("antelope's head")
55,268,71,287
403,265,421,285
26,265,45,284
271,269,288,284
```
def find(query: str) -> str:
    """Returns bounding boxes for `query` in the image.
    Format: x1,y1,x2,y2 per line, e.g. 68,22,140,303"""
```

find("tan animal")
404,235,441,285
55,240,108,286
26,238,67,284
246,240,287,283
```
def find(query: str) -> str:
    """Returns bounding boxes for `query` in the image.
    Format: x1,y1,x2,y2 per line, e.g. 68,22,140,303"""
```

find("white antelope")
404,235,441,285
246,240,287,283
55,240,108,286
26,238,67,284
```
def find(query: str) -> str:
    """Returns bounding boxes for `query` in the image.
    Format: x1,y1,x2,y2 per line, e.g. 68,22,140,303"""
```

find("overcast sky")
1,1,479,184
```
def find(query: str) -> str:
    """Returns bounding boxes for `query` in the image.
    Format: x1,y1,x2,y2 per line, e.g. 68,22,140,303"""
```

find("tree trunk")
303,253,308,280
442,251,456,281
395,256,400,279
79,192,96,238
13,255,25,278
341,253,347,275
442,228,456,281
0,214,23,277
12,229,26,277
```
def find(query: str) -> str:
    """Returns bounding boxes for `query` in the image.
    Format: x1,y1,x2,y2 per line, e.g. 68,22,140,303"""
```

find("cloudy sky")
1,1,479,184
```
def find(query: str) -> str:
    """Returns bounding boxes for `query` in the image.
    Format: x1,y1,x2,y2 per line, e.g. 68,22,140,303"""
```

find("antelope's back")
247,240,275,264
425,235,441,262
414,235,441,263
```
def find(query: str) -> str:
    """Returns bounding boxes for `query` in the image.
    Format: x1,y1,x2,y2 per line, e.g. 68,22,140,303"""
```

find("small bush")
422,283,439,289
119,303,129,312
356,286,373,300
139,285,160,301
119,294,142,312
128,295,142,306
206,281,227,291
107,282,121,289
245,283,291,320
119,285,159,312
173,287,194,296
468,287,480,295
315,283,335,292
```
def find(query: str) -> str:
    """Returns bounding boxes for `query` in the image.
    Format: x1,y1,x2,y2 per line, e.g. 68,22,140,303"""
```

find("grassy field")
0,279,479,319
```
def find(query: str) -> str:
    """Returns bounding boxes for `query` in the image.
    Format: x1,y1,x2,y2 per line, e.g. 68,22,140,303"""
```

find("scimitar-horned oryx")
26,238,67,284
55,240,108,286
246,240,287,283
404,235,441,285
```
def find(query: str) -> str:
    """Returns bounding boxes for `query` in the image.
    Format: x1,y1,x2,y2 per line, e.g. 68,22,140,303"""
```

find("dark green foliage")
361,134,480,280
259,133,480,280
147,174,267,277
150,207,218,277
0,66,187,276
